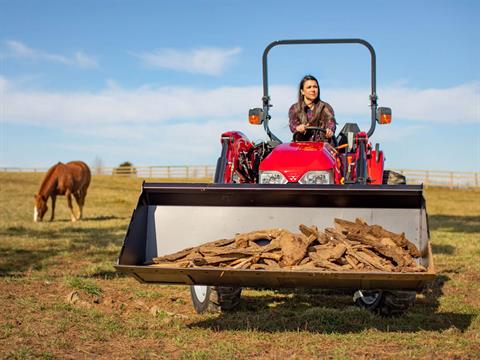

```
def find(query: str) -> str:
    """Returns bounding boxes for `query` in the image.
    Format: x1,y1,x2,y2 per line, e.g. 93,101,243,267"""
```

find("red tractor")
116,39,432,316
215,39,393,188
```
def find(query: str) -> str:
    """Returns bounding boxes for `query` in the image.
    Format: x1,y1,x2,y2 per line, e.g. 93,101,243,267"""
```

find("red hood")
259,142,337,182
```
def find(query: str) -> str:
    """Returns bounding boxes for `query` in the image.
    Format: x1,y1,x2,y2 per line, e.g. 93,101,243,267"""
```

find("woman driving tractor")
288,74,337,143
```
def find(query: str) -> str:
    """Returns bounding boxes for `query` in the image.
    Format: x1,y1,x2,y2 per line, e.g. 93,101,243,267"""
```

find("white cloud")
133,47,242,75
73,51,98,68
3,40,98,68
5,40,36,57
382,84,479,123
1,78,261,126
1,76,478,168
327,82,480,123
1,76,478,139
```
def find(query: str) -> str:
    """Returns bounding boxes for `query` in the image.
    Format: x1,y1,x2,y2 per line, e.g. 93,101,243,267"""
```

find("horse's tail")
83,162,92,188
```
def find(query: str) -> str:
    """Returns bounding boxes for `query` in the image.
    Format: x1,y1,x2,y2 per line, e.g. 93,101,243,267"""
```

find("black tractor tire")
190,146,243,314
353,290,416,316
353,170,416,316
383,170,406,185
190,285,242,314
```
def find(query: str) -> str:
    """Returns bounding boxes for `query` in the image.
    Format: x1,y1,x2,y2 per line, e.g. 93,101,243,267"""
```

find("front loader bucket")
116,183,434,290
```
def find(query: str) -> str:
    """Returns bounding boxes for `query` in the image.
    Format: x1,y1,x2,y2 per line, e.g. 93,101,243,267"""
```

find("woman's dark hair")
297,74,320,104
295,74,323,125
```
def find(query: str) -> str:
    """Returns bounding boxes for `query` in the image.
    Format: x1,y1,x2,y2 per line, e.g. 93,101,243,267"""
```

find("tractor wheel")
383,170,406,185
353,290,416,316
355,169,416,316
190,285,242,314
353,290,382,311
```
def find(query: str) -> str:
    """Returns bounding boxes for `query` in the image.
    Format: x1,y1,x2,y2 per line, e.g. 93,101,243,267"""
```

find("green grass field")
0,173,479,359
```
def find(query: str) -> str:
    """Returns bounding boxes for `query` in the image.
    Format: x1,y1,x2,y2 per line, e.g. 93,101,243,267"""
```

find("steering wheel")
304,126,326,134
301,126,337,146
293,126,333,143
304,126,326,140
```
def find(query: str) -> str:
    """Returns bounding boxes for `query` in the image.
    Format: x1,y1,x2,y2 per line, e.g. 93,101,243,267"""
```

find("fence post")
425,170,429,188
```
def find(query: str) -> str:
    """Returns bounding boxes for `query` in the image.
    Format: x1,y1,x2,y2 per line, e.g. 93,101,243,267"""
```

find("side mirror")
376,107,392,124
248,108,264,125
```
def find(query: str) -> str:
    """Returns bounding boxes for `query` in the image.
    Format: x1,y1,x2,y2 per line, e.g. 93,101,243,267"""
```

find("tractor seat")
336,123,361,147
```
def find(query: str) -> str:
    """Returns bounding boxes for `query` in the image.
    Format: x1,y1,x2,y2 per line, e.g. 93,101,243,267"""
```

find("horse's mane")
38,162,62,196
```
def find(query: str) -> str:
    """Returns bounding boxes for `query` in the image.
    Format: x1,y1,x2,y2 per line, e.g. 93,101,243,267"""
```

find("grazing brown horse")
34,161,91,222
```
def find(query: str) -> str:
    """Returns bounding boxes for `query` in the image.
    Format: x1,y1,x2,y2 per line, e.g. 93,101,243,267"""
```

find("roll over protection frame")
261,38,378,141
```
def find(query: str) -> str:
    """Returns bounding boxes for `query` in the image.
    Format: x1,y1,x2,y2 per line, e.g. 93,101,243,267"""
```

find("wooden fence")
1,166,479,188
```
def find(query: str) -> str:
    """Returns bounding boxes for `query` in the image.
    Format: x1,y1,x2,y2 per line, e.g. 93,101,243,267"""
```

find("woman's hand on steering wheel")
304,126,334,138
296,124,307,133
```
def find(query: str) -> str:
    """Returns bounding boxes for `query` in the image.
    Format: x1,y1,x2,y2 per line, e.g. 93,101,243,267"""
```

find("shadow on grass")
90,270,127,279
0,223,126,276
191,275,473,334
0,247,59,276
431,244,455,255
429,215,480,233
84,215,128,221
51,215,128,222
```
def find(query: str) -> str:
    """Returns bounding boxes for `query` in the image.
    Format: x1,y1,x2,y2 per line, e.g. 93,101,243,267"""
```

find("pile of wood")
148,218,426,273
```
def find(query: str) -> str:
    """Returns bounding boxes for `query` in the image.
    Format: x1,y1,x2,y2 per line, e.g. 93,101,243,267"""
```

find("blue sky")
0,0,479,171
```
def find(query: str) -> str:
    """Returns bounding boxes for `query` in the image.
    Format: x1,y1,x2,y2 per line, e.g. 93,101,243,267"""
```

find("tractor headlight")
298,170,333,184
259,171,288,184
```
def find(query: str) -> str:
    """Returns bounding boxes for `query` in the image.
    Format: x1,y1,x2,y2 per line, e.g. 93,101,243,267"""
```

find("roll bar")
261,38,378,141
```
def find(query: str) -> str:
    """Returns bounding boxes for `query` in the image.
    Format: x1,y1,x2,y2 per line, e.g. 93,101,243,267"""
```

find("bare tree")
92,156,104,175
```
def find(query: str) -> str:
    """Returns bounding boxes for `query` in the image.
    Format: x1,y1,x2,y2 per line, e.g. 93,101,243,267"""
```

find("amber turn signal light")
376,107,392,124
249,115,262,124
248,108,264,125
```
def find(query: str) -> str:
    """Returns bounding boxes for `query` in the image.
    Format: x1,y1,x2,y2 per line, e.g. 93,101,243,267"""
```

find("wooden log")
199,246,258,257
152,238,235,263
152,247,195,262
250,263,269,270
346,249,391,271
346,233,415,268
148,261,190,268
309,243,347,262
263,258,281,269
308,243,336,252
368,225,420,256
360,247,396,270
345,255,360,269
259,252,283,262
149,220,426,273
312,258,344,271
299,224,318,239
324,227,357,246
279,231,314,266
290,261,318,270
232,254,262,269
317,232,329,245
335,218,421,257
234,229,284,248
298,256,311,266
200,254,250,265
